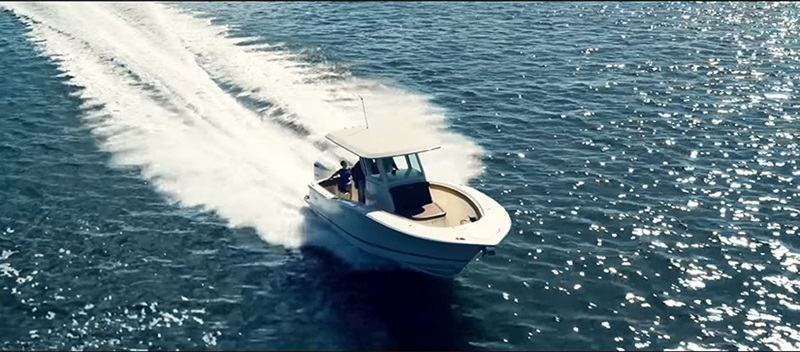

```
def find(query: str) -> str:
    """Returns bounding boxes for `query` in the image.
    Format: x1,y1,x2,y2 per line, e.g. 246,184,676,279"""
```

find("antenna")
358,95,369,129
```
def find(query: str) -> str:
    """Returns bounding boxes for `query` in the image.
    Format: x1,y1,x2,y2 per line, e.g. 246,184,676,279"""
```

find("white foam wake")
2,2,483,249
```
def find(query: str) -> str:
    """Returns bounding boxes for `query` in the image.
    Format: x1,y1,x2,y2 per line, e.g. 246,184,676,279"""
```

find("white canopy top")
325,126,441,159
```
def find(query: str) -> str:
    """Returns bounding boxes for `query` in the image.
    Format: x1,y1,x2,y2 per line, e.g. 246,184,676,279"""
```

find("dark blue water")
2,2,799,350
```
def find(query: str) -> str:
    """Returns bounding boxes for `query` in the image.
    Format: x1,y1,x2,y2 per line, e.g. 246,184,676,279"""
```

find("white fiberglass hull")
305,181,510,278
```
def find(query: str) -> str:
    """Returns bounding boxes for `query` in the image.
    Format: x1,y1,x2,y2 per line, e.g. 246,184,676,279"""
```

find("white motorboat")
304,125,511,278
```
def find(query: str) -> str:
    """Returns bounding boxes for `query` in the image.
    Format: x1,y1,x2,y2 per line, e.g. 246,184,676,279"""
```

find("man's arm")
327,169,340,181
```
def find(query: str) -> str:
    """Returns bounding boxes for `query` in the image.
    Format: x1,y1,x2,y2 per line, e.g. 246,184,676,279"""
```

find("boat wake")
2,2,483,257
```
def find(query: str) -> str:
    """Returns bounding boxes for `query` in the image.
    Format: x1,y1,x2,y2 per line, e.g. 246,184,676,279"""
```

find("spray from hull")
3,2,484,256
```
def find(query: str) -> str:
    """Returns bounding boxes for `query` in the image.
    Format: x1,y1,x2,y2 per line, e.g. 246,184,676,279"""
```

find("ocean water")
1,1,799,350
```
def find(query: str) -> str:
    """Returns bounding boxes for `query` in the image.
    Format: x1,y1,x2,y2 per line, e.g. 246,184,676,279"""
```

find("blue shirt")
336,167,352,192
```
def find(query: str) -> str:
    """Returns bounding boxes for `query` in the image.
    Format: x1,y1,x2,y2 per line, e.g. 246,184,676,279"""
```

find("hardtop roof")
325,126,441,159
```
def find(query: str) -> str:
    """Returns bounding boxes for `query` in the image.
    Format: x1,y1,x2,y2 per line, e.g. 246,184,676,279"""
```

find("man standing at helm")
352,159,365,203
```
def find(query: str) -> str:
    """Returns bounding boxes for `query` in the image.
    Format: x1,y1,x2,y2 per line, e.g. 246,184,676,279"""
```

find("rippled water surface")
1,2,799,350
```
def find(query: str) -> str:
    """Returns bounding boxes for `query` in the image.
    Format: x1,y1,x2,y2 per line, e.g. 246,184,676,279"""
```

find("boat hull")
305,187,488,278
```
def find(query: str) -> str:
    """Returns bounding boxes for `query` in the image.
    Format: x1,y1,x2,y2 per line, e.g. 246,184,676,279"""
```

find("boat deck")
317,178,480,228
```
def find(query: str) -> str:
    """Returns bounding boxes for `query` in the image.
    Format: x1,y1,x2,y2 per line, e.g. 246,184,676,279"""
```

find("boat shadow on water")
295,207,484,351
299,247,482,351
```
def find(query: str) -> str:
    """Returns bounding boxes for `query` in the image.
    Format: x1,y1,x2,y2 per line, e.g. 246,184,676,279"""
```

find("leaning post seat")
389,182,446,220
